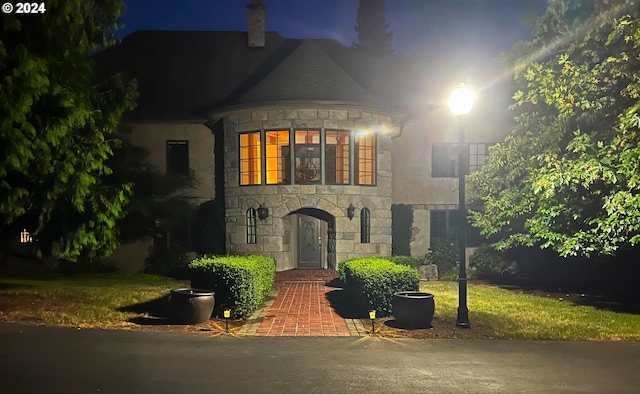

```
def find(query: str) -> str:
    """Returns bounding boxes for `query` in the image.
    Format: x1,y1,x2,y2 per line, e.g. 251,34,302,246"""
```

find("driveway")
1,324,639,393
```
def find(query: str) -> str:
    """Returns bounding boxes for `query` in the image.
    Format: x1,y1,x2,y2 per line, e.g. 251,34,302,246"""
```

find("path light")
368,309,376,334
449,83,473,329
224,309,231,332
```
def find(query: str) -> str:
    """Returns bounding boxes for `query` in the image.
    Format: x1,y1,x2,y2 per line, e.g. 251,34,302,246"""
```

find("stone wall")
218,106,400,271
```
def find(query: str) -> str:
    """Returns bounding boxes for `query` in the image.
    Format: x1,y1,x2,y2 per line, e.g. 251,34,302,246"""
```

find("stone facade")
218,106,400,271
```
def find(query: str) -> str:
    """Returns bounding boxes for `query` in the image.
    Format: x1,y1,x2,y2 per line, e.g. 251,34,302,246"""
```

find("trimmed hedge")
388,255,424,268
188,255,276,318
339,257,419,316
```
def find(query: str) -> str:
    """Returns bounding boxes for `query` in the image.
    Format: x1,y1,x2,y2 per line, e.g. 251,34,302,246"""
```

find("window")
240,132,261,185
432,143,489,177
237,129,378,186
360,207,371,243
294,130,321,184
355,133,376,185
265,130,290,185
469,143,487,173
430,210,459,242
166,140,189,175
246,208,257,243
325,130,350,185
431,144,459,178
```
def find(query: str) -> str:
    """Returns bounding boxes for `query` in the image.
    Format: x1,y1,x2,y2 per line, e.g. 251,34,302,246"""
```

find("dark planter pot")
168,288,215,324
391,291,435,329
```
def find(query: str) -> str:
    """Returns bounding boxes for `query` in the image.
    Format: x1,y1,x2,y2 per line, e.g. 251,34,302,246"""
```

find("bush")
392,204,413,256
339,257,419,316
426,238,458,275
388,255,424,268
469,245,512,278
188,255,276,318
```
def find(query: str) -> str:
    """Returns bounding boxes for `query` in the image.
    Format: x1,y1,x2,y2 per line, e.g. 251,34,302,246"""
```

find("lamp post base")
456,308,471,329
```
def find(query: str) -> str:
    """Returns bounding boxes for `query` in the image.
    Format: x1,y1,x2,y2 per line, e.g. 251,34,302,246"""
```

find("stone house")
96,5,511,272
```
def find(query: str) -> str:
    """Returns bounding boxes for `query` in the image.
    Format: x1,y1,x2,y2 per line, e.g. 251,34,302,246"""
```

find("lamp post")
449,83,473,329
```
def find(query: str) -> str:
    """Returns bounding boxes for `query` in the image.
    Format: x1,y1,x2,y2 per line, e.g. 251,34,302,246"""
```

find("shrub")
188,255,276,318
469,245,512,278
426,238,458,275
339,257,419,316
388,255,424,268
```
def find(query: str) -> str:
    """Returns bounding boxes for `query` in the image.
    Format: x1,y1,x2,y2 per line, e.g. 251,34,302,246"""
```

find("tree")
467,0,640,257
0,0,137,262
352,0,393,56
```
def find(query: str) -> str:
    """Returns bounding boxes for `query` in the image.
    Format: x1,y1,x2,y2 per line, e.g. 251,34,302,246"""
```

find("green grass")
0,274,188,328
421,281,640,341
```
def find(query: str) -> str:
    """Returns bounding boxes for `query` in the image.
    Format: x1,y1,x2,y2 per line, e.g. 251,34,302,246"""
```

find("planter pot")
168,288,215,324
391,291,435,329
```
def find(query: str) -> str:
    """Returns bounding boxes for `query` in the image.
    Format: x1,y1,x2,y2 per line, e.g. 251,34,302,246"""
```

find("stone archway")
288,208,336,269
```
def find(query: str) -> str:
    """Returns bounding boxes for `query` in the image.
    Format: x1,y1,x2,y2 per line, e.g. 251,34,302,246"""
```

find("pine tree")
352,0,393,56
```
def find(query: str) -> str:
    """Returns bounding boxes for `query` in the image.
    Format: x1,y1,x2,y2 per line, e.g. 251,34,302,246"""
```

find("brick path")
238,269,367,337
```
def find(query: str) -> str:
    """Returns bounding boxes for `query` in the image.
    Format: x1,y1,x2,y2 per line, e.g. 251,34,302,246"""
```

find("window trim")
239,131,262,186
354,132,377,186
360,207,371,243
246,208,257,244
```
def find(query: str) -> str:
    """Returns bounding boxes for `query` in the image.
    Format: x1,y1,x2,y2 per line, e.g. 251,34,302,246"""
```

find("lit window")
355,133,376,185
265,130,290,185
167,140,189,175
360,207,371,243
240,132,261,185
246,208,257,243
294,130,321,184
325,130,350,185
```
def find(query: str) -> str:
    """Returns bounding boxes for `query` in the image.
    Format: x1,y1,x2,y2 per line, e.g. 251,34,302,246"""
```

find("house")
96,4,512,273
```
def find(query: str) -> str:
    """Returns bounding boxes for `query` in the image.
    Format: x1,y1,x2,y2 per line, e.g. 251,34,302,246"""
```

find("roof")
94,30,421,121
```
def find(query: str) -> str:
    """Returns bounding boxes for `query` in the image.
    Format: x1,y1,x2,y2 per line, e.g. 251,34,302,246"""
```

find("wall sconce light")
20,229,32,244
347,203,355,220
223,309,231,332
369,309,376,334
257,205,269,221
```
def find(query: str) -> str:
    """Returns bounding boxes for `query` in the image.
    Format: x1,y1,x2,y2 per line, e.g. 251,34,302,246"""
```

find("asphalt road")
1,324,639,393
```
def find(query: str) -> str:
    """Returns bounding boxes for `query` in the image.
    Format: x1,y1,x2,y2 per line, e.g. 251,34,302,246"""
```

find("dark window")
166,140,189,175
430,210,459,243
469,143,487,173
360,207,371,243
246,208,257,244
355,133,376,185
431,144,459,178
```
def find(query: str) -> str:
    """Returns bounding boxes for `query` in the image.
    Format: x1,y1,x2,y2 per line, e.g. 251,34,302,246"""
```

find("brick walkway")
238,269,367,337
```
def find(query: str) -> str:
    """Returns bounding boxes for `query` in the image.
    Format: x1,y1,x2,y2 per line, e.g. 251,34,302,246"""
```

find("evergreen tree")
352,0,393,56
467,0,640,257
0,0,137,262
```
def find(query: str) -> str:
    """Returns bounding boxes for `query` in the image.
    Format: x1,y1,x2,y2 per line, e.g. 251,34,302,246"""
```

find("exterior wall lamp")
347,203,356,220
20,229,32,244
257,205,269,221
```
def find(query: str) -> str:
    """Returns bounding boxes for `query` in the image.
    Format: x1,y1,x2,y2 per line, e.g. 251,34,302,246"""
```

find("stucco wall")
391,106,512,257
218,106,400,271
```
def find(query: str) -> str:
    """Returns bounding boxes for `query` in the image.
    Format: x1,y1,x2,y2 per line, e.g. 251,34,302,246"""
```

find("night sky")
119,0,548,59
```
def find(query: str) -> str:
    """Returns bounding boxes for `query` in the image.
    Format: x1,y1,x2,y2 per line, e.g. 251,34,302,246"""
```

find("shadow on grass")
118,294,188,325
486,277,640,315
0,282,33,290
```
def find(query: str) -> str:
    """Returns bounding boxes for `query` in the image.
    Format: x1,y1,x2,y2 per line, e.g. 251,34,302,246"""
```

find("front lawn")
421,281,640,341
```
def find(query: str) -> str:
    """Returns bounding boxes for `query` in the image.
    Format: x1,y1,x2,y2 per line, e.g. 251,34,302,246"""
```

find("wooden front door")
297,214,323,268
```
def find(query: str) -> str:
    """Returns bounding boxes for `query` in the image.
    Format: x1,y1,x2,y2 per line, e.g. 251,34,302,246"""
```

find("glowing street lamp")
449,83,473,329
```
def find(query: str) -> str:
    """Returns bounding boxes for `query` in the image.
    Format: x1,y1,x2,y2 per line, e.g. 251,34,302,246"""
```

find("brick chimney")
246,1,266,48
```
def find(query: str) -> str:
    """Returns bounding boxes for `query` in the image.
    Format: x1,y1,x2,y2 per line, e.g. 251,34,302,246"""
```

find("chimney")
246,1,266,48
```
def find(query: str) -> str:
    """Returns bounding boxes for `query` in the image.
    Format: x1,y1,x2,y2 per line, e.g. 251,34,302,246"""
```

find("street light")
449,83,473,329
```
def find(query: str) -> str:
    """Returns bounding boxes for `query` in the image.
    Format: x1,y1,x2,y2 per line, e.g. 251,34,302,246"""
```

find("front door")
297,214,323,268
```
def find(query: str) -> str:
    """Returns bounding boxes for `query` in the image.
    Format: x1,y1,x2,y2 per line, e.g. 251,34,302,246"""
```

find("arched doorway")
289,208,335,269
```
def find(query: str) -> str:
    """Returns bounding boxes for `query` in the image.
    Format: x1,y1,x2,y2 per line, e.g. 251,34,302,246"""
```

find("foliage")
391,204,413,256
0,0,137,262
468,0,640,257
339,257,419,315
469,245,512,278
143,246,190,278
191,199,226,255
188,255,276,318
107,140,196,245
388,255,424,268
425,238,458,275
351,0,393,56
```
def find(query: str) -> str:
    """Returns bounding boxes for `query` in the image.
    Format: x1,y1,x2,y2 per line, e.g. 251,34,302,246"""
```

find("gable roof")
95,30,420,121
